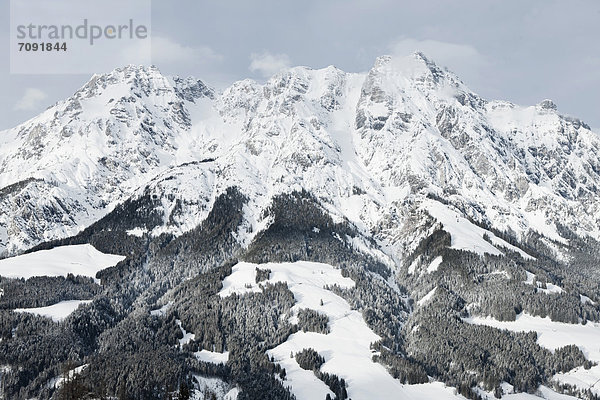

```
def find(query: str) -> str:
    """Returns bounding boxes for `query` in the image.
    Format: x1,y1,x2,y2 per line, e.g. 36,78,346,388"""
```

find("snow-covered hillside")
14,300,92,322
0,243,124,279
219,261,579,400
219,261,465,399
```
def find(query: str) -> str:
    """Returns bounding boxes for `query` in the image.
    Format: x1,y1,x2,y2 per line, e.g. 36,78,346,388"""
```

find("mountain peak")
412,51,430,62
103,63,163,79
373,51,438,68
369,52,458,91
172,76,215,101
74,64,169,101
538,98,557,111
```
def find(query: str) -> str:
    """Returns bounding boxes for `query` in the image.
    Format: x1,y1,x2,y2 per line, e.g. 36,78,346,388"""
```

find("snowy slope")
423,199,535,259
14,300,91,322
0,243,125,279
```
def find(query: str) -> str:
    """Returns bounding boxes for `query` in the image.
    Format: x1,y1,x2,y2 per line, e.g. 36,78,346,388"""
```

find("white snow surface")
149,302,172,316
524,271,536,285
423,199,534,259
580,294,595,305
0,55,597,399
0,244,125,279
418,286,438,306
476,384,578,400
47,364,88,389
523,271,565,295
464,313,600,359
427,256,443,273
554,366,600,397
14,300,91,322
174,319,230,365
126,227,147,237
220,261,468,400
538,283,564,295
176,319,195,347
194,350,229,365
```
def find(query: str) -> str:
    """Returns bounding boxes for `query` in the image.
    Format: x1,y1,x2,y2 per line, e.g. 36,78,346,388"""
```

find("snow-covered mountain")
2,53,600,400
1,52,599,264
0,66,213,254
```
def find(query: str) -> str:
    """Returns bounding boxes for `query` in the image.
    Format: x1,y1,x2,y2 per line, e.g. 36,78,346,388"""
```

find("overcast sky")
1,0,599,131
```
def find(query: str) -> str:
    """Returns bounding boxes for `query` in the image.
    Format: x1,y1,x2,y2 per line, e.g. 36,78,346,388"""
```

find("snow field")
424,199,534,260
418,286,438,307
0,244,125,280
427,256,443,273
14,300,92,322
